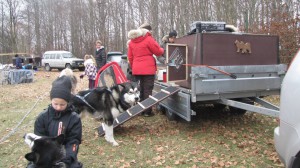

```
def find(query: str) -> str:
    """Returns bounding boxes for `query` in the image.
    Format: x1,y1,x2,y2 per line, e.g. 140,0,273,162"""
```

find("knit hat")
50,76,72,102
169,30,177,38
139,23,152,31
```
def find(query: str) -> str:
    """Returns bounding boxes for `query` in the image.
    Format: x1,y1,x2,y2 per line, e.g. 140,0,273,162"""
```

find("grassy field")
0,70,284,168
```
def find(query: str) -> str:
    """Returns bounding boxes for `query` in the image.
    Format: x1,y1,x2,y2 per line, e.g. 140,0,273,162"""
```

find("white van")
41,51,84,71
274,49,300,167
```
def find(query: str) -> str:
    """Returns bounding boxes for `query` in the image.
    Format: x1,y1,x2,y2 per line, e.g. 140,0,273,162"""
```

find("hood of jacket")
128,28,150,43
84,58,95,67
96,46,105,52
162,35,169,43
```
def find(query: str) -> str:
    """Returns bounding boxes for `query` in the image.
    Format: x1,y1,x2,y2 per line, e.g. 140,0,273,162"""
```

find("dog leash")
0,92,48,144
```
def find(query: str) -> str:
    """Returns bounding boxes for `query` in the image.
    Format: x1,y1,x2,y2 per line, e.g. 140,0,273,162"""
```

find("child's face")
51,98,68,111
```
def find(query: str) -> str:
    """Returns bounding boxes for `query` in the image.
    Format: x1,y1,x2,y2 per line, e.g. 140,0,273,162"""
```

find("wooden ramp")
98,86,180,136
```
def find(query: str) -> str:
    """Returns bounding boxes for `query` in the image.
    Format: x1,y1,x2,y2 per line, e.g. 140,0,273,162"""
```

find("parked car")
106,51,129,75
274,49,300,168
41,51,84,71
106,51,124,65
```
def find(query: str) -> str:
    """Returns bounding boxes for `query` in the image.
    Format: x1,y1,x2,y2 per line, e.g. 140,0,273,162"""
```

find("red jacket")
128,29,164,75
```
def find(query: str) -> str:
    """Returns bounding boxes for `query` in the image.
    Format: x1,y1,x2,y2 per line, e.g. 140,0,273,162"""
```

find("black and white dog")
70,82,140,146
24,133,66,168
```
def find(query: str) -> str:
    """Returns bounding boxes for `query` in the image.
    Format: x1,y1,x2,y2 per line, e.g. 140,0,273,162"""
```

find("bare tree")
33,0,41,55
5,0,22,52
0,0,298,64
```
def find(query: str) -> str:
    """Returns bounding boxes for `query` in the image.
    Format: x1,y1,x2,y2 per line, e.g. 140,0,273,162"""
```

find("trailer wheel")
156,104,166,114
228,100,254,115
165,108,177,121
213,104,226,111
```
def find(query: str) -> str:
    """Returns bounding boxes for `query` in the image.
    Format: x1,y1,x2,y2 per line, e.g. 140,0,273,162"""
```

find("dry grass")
0,70,284,168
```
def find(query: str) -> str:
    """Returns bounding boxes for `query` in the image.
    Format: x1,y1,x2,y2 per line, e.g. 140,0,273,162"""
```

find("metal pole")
1,2,3,64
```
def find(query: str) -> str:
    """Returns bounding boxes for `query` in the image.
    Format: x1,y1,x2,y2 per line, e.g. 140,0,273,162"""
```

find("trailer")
153,21,287,121
97,21,287,135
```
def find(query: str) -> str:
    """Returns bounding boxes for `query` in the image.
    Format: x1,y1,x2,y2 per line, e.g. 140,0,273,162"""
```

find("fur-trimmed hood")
128,28,149,40
162,35,169,43
97,46,105,50
96,46,105,53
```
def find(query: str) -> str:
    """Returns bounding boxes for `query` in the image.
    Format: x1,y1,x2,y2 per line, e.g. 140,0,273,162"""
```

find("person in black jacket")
157,30,177,65
95,40,106,70
30,76,83,168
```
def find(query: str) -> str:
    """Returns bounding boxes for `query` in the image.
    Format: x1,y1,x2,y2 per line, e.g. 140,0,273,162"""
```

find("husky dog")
24,133,66,168
70,82,140,146
59,68,77,94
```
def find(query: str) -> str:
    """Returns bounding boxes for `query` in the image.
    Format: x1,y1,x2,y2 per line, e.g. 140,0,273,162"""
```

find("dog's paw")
105,135,119,146
112,141,119,146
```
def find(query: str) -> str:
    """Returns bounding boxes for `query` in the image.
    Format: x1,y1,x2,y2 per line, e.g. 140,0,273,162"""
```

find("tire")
228,99,254,115
213,103,226,111
165,108,177,121
65,64,72,69
228,106,247,115
45,64,51,71
290,152,300,168
156,104,166,114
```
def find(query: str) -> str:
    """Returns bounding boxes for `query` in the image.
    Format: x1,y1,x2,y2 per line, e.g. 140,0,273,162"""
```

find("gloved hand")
79,74,84,79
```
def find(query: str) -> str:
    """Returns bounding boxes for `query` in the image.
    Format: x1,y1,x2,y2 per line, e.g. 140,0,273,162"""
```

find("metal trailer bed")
153,64,286,121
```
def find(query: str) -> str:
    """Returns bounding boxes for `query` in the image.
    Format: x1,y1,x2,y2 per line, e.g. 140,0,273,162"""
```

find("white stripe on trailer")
161,89,170,94
137,102,146,109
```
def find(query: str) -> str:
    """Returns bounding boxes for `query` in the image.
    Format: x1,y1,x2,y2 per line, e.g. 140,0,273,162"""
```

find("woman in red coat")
127,23,164,116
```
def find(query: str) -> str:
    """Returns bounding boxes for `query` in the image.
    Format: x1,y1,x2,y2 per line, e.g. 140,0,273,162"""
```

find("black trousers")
134,75,155,114
88,79,95,89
